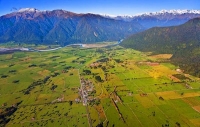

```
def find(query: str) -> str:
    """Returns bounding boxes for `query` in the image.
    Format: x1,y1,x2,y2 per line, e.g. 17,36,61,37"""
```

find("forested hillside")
121,18,200,77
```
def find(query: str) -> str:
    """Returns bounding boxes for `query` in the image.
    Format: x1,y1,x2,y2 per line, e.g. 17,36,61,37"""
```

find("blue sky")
0,0,200,16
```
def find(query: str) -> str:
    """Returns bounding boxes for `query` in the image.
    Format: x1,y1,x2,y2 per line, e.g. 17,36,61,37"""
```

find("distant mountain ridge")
104,9,200,28
121,18,200,77
0,8,144,45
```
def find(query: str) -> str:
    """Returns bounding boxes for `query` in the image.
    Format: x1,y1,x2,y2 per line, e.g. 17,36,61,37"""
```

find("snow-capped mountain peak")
18,8,40,13
101,9,200,20
100,9,200,29
139,9,200,16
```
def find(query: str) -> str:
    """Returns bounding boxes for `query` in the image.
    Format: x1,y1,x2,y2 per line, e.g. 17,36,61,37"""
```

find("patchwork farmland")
0,44,200,127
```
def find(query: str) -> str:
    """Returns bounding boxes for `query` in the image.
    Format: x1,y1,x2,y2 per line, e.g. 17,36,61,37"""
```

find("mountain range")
121,18,200,77
1,8,200,45
107,10,200,28
0,8,143,45
107,10,200,29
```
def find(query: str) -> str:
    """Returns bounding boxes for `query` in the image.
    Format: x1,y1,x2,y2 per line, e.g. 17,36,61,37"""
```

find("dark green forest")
121,18,200,77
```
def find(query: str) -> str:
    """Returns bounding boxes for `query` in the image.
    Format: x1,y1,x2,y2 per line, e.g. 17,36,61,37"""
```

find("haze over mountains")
1,8,200,45
121,18,200,77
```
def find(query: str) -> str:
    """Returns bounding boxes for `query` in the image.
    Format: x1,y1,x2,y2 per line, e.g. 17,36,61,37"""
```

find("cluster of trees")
114,59,123,63
1,75,8,78
0,101,22,126
8,70,16,73
51,72,60,77
49,55,60,59
172,74,190,80
8,64,15,67
95,76,102,82
1,69,17,80
88,90,96,97
23,76,50,94
38,63,47,67
28,64,37,67
64,66,72,70
159,96,164,100
69,101,73,106
89,98,100,106
83,70,91,75
96,122,103,127
176,122,181,127
97,58,109,62
50,83,57,91
72,59,86,64
12,80,19,83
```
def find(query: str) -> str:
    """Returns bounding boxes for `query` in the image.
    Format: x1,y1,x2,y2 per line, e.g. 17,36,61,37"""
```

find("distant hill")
0,8,144,45
121,18,200,77
105,10,200,29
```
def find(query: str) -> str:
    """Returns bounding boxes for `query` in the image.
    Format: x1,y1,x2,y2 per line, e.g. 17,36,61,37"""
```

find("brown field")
192,106,200,113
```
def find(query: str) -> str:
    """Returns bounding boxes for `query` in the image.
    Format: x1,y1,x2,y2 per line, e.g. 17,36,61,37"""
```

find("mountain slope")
0,8,144,45
121,18,200,77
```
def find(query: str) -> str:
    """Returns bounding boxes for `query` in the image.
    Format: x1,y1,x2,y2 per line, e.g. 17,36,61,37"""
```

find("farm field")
0,44,200,127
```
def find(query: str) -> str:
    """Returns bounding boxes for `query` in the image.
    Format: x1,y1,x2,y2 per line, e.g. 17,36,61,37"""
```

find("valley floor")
0,45,200,127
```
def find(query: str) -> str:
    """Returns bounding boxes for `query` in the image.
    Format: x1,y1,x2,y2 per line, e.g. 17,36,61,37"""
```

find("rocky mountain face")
121,18,200,77
0,8,144,45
